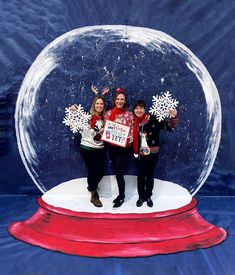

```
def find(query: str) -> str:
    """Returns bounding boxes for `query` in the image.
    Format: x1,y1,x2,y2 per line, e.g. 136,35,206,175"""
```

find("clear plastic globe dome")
15,25,221,195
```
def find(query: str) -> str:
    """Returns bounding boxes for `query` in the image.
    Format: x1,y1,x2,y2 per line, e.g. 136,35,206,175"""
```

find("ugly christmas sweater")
80,116,104,149
134,114,179,155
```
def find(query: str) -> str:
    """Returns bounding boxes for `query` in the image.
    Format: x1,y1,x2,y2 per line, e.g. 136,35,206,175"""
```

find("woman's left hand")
169,109,177,118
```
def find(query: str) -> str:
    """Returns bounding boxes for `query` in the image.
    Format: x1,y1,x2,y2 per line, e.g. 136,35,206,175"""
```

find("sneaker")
136,198,145,207
146,198,153,207
113,198,124,208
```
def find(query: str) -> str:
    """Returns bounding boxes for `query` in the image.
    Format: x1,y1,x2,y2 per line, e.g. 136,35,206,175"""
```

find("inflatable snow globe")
9,26,226,257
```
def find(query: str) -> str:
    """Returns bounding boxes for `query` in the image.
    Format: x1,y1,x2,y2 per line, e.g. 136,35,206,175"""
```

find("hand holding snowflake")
63,104,91,134
149,91,179,122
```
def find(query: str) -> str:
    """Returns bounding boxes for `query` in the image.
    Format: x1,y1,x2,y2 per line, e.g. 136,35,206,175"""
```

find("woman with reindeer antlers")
70,86,109,207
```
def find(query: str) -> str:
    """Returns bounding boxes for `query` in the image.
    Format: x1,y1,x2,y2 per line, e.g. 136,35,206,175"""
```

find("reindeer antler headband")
91,85,110,96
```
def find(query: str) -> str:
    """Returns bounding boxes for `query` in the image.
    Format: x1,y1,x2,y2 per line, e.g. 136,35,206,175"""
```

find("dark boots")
90,191,103,207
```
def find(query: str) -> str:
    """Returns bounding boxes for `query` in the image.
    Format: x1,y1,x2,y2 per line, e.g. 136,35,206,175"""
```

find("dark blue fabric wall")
0,0,234,195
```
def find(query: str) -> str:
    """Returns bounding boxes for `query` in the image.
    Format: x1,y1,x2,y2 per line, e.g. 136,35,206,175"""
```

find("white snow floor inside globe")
42,176,192,214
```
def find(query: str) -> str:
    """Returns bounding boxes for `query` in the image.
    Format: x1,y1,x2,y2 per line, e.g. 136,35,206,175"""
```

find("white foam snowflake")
63,104,91,134
149,91,179,122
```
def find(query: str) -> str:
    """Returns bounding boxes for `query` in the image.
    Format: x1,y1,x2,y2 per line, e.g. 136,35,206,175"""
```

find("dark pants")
108,145,131,199
80,146,105,192
135,153,159,199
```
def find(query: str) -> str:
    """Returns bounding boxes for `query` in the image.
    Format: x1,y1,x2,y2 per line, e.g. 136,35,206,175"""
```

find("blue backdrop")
0,1,234,274
0,0,234,196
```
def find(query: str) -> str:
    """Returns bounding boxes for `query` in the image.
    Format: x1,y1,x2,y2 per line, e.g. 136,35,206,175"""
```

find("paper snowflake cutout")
63,104,91,134
149,91,179,122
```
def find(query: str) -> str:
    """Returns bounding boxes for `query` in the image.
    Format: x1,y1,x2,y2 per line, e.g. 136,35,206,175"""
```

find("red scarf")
90,114,102,129
109,107,125,122
133,113,149,154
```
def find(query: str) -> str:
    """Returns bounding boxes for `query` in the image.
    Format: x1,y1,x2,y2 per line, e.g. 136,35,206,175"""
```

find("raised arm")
167,109,179,130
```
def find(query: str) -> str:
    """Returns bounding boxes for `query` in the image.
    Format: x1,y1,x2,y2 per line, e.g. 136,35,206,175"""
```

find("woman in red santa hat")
105,88,134,208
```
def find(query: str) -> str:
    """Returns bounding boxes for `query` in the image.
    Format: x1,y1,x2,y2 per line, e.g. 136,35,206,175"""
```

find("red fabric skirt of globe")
8,197,227,257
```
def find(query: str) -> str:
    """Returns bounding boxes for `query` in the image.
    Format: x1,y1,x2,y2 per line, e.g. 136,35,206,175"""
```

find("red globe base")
8,197,227,257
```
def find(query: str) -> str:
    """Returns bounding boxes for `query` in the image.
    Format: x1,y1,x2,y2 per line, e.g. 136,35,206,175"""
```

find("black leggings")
108,145,131,199
80,146,105,192
135,153,159,199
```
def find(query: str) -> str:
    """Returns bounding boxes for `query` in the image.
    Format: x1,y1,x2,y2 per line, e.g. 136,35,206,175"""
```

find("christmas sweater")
135,114,178,155
80,117,104,149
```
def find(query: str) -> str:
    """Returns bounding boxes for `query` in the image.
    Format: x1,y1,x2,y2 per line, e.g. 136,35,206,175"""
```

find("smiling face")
134,105,145,117
114,93,126,109
94,98,104,115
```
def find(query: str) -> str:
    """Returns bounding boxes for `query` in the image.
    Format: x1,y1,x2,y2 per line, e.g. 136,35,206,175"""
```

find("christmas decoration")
139,132,150,156
91,85,110,96
91,85,99,95
63,104,91,134
149,91,179,122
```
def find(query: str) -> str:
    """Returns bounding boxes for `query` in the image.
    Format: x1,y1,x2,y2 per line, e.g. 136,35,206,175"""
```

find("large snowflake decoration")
63,104,91,134
149,91,179,122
